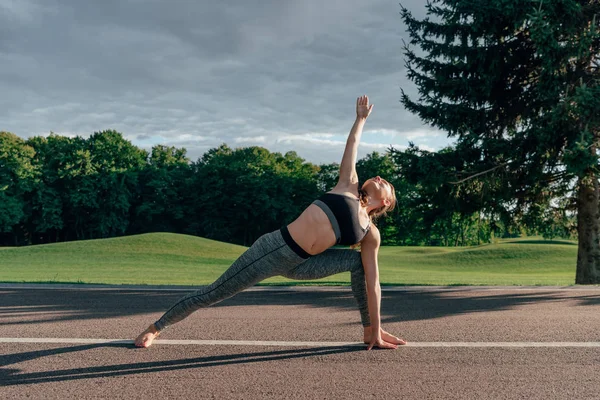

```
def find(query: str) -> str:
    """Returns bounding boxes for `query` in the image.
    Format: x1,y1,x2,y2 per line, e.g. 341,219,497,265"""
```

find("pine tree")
400,0,600,283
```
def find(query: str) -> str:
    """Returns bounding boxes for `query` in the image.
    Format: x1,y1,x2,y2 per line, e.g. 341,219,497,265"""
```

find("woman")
135,95,406,350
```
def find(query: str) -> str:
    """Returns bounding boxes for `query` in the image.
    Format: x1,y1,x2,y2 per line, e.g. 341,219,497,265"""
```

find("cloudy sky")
1,0,452,164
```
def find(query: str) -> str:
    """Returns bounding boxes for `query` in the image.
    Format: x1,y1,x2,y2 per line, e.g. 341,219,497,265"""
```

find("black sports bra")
312,192,370,245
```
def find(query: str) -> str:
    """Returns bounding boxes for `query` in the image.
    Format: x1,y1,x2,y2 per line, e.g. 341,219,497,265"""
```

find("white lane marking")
0,338,599,347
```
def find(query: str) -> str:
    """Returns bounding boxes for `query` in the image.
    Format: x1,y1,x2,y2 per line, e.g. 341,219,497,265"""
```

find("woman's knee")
345,250,364,272
349,248,362,261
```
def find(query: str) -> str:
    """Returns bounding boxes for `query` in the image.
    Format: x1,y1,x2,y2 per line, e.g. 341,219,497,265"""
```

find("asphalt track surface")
1,285,599,399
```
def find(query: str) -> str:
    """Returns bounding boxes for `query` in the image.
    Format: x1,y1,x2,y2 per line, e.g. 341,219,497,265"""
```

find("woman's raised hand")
356,95,373,120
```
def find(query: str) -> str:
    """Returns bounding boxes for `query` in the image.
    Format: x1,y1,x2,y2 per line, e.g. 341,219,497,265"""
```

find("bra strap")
312,200,342,244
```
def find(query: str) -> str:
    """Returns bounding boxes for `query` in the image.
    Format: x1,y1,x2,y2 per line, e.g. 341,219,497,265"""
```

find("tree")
356,151,405,244
25,135,64,243
400,0,599,283
189,144,319,246
0,132,37,244
315,162,339,193
46,134,96,241
86,130,147,238
391,143,501,246
131,144,191,233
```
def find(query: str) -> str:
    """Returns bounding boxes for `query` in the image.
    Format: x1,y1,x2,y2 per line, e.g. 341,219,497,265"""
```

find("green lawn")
0,233,578,286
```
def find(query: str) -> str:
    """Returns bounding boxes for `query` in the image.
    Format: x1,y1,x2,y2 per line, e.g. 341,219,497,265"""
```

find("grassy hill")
0,233,578,286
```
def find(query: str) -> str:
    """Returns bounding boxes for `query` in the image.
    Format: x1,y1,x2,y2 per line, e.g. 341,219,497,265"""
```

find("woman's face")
362,176,392,207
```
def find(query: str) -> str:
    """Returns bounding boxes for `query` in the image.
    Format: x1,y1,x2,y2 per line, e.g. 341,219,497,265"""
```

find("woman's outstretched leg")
281,248,371,327
135,230,307,347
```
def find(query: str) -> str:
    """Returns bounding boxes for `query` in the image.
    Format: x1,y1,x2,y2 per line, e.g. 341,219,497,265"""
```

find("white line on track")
1,338,600,347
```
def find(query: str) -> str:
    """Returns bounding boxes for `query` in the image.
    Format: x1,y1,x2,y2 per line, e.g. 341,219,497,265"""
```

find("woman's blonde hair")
358,181,396,221
351,181,397,250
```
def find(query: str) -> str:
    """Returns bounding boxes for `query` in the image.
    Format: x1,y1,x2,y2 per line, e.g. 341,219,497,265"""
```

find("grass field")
0,233,579,286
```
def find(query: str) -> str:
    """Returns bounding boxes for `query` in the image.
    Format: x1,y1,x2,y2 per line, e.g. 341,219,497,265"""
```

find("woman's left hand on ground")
364,327,407,349
380,329,407,346
367,333,398,350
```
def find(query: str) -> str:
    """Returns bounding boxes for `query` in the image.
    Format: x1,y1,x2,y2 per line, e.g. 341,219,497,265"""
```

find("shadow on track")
1,288,599,327
0,343,130,367
380,289,600,325
0,344,362,386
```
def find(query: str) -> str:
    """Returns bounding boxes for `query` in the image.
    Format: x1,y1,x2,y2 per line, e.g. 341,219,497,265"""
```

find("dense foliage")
0,130,573,247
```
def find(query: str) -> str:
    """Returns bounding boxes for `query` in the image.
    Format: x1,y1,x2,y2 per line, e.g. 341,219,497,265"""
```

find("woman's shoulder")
361,223,380,245
327,183,360,199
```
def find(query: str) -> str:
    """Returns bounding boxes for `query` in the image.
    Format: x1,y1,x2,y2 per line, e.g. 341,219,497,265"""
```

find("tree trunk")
576,174,600,284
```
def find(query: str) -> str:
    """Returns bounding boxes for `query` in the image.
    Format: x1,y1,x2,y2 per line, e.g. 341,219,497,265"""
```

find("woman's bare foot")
363,327,407,345
134,324,160,348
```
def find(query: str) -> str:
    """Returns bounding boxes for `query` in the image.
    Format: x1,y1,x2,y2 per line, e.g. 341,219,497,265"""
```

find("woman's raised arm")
336,95,373,188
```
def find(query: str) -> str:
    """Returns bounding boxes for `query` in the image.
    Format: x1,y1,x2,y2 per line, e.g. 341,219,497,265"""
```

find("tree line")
0,130,571,248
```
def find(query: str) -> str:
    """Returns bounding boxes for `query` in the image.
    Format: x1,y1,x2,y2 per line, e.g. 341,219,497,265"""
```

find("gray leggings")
154,229,370,331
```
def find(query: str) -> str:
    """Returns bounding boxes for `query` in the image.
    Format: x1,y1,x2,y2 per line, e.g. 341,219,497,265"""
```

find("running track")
1,285,599,399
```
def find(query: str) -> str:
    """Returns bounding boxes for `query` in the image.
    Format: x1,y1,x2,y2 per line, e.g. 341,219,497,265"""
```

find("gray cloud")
0,0,451,164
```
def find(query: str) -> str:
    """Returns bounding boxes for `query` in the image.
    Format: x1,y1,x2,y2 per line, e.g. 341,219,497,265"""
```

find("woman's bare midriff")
286,204,338,255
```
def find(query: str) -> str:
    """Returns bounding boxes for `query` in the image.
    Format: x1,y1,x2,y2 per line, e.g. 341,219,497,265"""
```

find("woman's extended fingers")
367,338,398,351
356,95,373,119
381,330,407,345
380,340,398,350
